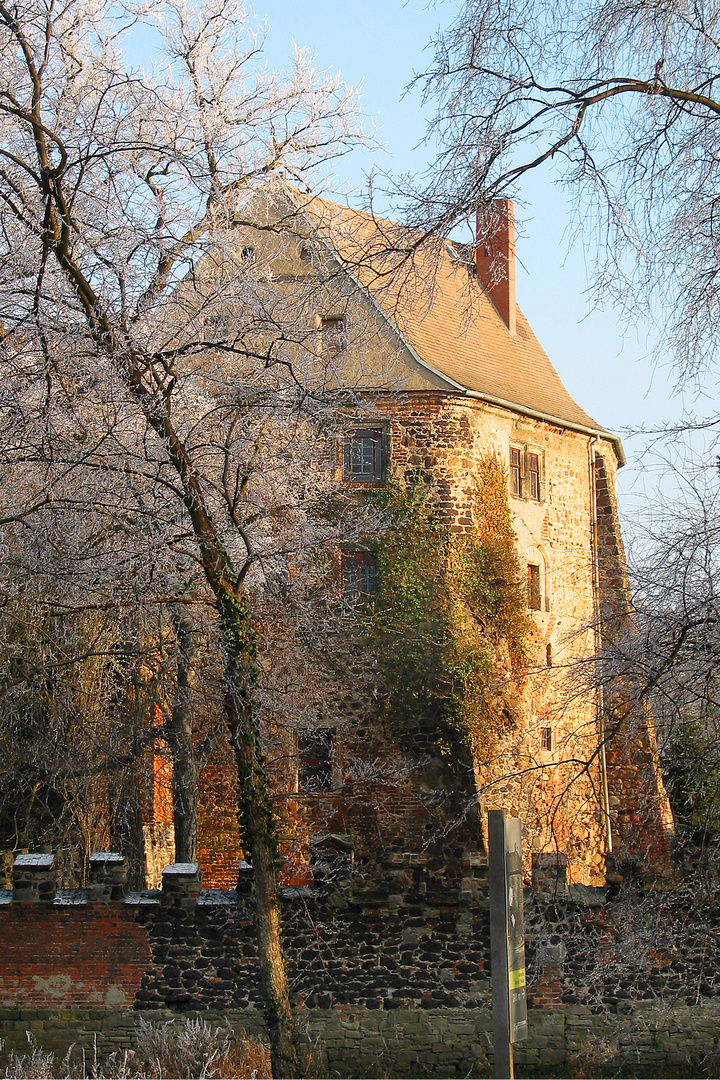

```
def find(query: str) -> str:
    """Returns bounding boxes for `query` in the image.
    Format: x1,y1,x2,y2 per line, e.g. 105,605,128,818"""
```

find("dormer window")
343,429,384,483
322,317,347,355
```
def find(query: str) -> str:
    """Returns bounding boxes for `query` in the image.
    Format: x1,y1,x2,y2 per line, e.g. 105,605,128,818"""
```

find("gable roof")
298,195,624,465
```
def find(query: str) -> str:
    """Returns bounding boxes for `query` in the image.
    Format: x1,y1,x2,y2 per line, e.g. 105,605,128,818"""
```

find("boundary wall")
1,851,719,1077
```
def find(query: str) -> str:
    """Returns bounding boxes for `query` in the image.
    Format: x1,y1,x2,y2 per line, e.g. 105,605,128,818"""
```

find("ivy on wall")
371,456,529,757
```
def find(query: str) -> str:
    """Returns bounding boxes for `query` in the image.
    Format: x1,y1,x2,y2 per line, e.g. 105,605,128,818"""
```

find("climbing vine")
371,456,529,757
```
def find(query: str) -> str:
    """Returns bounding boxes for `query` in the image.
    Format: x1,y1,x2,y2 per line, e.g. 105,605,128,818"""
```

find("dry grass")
1,1023,272,1079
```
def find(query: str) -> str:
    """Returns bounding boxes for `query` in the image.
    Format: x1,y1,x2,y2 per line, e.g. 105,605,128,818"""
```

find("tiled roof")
301,195,619,450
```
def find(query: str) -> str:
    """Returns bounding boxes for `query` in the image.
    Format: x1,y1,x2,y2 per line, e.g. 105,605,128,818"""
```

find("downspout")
589,437,613,853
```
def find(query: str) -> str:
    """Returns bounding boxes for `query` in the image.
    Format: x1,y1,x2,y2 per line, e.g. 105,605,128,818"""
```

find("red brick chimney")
475,200,516,335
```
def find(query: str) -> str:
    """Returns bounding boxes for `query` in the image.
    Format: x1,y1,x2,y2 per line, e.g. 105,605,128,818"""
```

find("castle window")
529,453,540,500
344,429,384,483
241,245,256,262
509,444,544,501
342,551,377,596
322,316,347,355
300,245,312,265
297,729,334,792
541,726,554,752
546,642,553,667
527,563,541,610
510,446,522,496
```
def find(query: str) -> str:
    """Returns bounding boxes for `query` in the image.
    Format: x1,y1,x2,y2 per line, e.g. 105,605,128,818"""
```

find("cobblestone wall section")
3,849,720,1076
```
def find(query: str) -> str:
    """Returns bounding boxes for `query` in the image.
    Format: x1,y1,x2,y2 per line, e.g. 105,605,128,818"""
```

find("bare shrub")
1,1023,272,1080
131,1019,240,1079
219,1038,271,1080
2,1034,54,1079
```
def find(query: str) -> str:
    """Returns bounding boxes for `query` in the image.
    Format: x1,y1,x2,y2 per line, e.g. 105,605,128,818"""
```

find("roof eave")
462,388,626,468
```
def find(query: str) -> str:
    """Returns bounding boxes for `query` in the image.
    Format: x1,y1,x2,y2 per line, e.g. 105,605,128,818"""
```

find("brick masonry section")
0,906,151,1009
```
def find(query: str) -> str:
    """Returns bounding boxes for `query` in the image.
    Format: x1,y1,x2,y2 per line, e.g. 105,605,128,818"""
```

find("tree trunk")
220,595,298,1079
166,607,199,865
31,130,299,1076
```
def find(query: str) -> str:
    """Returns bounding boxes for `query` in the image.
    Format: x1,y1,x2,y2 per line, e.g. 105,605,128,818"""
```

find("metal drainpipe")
589,436,613,853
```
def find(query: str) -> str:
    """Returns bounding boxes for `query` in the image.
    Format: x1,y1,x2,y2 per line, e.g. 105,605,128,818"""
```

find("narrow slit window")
546,643,553,667
527,564,541,610
541,727,554,752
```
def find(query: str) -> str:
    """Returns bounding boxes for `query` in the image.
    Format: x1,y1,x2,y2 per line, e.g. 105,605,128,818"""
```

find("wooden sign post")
488,809,527,1079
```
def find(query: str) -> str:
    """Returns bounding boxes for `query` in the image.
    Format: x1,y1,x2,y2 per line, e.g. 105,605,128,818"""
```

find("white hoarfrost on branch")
0,0,386,1074
406,0,720,381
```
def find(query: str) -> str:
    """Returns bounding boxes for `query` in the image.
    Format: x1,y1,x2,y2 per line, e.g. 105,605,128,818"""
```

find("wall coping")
13,854,54,870
89,853,124,866
162,862,200,876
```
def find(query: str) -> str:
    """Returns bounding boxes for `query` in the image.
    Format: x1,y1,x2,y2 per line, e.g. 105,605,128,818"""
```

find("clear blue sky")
259,0,709,508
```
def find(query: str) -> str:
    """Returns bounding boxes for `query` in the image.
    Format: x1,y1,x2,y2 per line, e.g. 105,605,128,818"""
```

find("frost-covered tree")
0,0,378,1070
407,0,720,382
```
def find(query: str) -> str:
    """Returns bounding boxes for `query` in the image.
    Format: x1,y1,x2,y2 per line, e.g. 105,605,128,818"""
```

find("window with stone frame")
527,563,542,610
528,452,541,500
343,428,384,483
510,445,522,496
540,726,555,752
342,550,377,596
509,443,544,501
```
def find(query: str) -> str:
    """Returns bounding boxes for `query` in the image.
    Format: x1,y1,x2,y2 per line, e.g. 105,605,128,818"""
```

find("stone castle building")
144,192,674,890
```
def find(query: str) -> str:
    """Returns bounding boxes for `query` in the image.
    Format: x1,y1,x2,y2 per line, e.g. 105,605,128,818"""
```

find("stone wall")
2,1002,719,1078
2,851,720,1076
188,393,671,896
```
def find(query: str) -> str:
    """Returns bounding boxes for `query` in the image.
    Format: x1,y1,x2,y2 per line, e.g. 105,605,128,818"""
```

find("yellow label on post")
509,967,526,990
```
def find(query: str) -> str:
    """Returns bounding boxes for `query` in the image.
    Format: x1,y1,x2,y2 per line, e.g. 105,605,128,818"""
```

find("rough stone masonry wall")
168,392,669,893
593,451,675,866
380,393,616,883
3,852,720,1077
